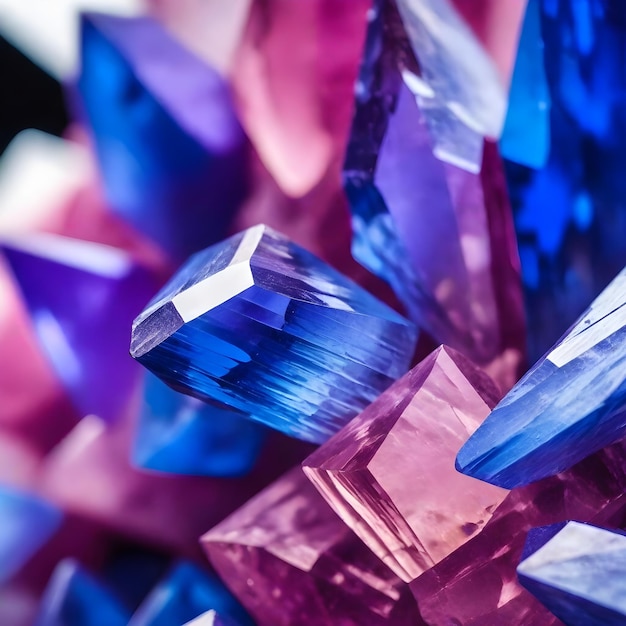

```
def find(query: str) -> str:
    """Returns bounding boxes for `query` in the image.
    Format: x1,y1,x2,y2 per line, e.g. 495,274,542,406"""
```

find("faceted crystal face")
183,610,240,626
457,265,626,489
519,522,626,626
133,373,267,477
202,468,421,626
34,559,130,626
77,13,248,262
1,232,158,424
303,345,508,583
131,224,417,443
343,0,525,380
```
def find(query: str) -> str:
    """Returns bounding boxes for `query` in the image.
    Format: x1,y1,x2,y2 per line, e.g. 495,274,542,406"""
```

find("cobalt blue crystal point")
130,224,417,443
518,522,626,626
456,265,626,488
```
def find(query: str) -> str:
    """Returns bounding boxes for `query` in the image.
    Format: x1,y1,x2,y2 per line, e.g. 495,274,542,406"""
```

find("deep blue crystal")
132,373,267,476
130,225,416,443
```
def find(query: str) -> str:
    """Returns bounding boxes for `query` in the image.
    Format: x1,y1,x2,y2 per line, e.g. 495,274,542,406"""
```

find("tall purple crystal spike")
343,0,525,380
202,468,422,626
1,233,158,424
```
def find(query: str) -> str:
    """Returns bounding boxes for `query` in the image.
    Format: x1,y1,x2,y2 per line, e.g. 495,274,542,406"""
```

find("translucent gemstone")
0,485,61,584
183,610,240,626
303,345,508,582
457,266,626,488
343,1,525,381
77,13,248,261
411,440,626,624
518,522,626,626
132,373,267,477
130,224,416,443
34,559,130,626
127,562,253,626
503,0,626,360
202,468,421,626
1,232,158,424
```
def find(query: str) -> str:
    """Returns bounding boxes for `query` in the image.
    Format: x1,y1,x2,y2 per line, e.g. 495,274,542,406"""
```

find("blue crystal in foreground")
518,522,626,626
133,373,267,476
183,610,241,626
130,224,417,443
35,559,130,626
456,266,626,488
128,562,253,626
0,485,61,584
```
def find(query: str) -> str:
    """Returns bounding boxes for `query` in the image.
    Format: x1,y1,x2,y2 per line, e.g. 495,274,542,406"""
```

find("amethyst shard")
130,224,417,443
518,522,626,626
457,265,626,489
302,345,508,583
76,13,248,262
1,232,158,424
34,559,130,626
201,468,421,626
132,373,267,477
343,0,525,379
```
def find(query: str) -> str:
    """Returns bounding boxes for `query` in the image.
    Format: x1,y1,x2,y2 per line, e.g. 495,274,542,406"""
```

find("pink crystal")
410,440,626,625
202,467,421,626
303,346,508,583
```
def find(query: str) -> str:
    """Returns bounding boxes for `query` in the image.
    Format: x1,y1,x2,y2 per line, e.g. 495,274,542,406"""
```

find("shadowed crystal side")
131,224,416,443
303,345,507,582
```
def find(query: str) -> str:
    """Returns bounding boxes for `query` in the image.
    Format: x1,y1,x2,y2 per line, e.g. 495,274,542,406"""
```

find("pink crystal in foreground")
303,346,508,583
202,467,421,626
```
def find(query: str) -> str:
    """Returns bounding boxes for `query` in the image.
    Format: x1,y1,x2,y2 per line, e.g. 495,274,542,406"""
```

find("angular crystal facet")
343,1,525,381
34,559,130,626
457,266,626,488
202,468,421,626
77,13,248,261
0,485,61,584
183,611,240,626
518,522,626,626
133,373,267,477
411,440,626,625
1,232,158,424
131,224,417,443
303,345,508,582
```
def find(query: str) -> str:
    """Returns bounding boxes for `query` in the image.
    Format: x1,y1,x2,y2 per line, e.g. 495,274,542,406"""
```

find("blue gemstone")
0,485,61,584
518,522,626,626
130,225,416,443
77,13,248,262
183,610,241,626
132,373,267,476
34,559,130,626
456,266,626,488
128,561,253,626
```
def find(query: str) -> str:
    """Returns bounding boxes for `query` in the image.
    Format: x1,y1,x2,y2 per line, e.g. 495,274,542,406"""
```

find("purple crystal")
202,468,421,626
303,345,508,583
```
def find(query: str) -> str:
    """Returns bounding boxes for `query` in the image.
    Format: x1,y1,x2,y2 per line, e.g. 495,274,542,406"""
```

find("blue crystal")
132,373,267,476
0,485,61,584
130,224,416,443
456,266,626,488
77,13,248,261
34,559,130,626
518,522,626,626
502,0,626,360
128,561,253,626
183,610,241,626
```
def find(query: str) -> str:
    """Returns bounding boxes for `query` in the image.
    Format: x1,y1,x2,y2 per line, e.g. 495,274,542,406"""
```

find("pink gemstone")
202,467,421,626
410,440,626,625
303,346,508,583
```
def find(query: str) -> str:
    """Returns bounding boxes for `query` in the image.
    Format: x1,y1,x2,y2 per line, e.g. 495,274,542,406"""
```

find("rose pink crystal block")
410,440,626,625
202,468,421,626
303,345,508,583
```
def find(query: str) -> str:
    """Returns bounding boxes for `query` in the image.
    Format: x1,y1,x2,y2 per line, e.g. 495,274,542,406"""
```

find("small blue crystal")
130,224,416,443
132,373,267,476
456,265,626,488
518,522,626,626
128,562,253,626
183,610,241,626
34,559,130,626
0,485,61,584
